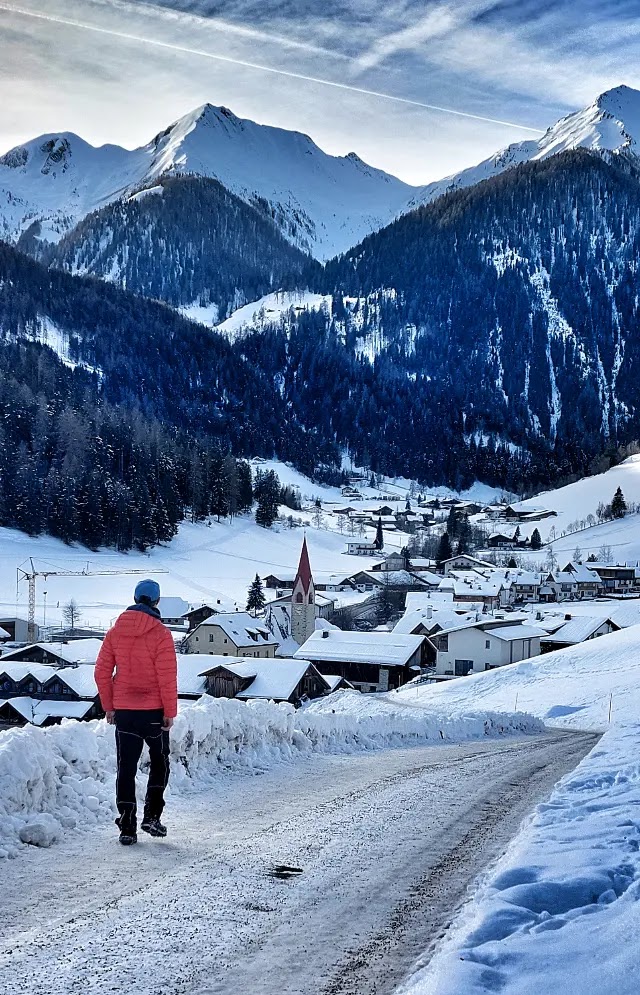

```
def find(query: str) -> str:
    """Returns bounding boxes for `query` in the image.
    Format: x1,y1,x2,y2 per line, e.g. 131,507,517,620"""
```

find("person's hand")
106,710,115,725
162,716,174,731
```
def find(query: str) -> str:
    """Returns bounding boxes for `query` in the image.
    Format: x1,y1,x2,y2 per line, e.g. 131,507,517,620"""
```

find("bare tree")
62,598,82,632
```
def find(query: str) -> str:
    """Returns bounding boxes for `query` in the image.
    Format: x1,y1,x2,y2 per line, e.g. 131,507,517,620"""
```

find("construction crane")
17,559,168,641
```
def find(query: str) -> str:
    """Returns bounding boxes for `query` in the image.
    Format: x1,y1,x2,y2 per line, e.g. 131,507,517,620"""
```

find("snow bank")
401,723,640,995
0,693,541,858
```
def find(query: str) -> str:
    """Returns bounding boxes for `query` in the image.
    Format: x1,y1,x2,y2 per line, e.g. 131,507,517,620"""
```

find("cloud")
0,1,540,131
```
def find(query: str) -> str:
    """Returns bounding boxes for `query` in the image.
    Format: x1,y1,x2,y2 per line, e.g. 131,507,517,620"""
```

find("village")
2,473,640,729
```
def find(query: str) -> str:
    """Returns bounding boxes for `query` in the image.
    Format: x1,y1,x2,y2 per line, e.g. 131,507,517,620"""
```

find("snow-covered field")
0,692,542,859
401,722,640,995
512,454,640,548
399,625,640,732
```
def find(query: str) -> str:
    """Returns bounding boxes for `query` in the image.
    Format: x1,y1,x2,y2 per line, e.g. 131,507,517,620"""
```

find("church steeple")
291,537,316,646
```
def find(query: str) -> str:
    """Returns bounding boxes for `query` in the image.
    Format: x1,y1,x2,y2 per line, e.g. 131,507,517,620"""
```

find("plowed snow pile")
401,722,640,995
0,694,542,858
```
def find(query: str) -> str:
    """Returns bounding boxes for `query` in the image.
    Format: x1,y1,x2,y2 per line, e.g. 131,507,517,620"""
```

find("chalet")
0,661,100,727
294,629,427,692
512,572,543,602
262,573,297,590
503,505,557,522
432,618,542,677
370,553,409,572
185,612,278,658
559,563,602,599
346,540,380,556
439,574,507,611
348,570,431,593
441,554,496,576
0,638,103,667
199,657,329,706
182,599,240,631
487,530,525,549
589,563,638,593
341,486,362,499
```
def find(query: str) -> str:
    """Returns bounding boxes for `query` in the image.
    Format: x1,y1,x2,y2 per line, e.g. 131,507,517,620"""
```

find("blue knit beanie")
134,579,161,604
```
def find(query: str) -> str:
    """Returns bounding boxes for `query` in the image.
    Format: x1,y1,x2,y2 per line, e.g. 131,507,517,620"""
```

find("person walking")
95,579,178,846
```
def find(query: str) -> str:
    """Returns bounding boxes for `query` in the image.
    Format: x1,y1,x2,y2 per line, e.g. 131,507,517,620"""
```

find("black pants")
114,709,170,832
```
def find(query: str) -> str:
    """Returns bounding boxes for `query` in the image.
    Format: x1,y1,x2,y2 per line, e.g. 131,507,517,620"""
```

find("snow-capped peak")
0,103,413,258
406,83,640,212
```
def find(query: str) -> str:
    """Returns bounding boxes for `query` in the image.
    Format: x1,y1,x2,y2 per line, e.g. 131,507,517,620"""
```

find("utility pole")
17,559,167,642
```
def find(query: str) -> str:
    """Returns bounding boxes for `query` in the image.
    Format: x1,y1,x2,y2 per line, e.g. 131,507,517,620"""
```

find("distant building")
157,597,191,625
432,619,542,677
295,629,427,692
0,617,37,644
540,616,619,652
199,657,330,705
347,541,379,556
0,661,100,728
185,613,278,658
0,639,103,667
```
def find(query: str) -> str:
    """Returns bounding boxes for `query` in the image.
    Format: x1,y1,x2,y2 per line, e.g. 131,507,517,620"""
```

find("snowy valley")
3,65,640,995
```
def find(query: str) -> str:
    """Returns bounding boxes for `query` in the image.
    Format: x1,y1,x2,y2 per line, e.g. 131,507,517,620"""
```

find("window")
296,593,303,603
438,634,449,651
454,659,473,677
209,634,214,642
485,639,491,649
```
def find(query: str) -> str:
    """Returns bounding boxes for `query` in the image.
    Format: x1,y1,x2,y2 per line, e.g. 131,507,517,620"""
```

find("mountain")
43,176,317,319
407,84,640,211
0,104,413,260
313,148,640,484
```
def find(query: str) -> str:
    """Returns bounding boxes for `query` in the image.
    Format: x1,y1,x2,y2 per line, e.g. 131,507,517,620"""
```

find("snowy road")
1,732,596,995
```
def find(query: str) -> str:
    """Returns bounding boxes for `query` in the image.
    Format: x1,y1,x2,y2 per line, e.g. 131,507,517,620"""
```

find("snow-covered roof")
561,562,602,583
193,613,277,647
176,655,209,696
158,597,191,618
542,616,614,645
200,657,321,701
0,639,104,665
608,603,640,628
0,696,94,725
0,661,98,697
393,607,476,635
489,625,544,642
294,630,424,667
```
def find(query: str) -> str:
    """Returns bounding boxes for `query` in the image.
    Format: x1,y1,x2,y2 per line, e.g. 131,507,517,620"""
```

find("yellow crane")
17,559,168,641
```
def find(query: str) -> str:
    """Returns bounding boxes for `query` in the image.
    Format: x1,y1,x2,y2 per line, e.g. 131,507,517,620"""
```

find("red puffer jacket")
95,607,178,717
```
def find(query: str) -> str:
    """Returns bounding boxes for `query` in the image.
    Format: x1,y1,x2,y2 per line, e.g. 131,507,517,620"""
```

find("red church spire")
295,536,313,594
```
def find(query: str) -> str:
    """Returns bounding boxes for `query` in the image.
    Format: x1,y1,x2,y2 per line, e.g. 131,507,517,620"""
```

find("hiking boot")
119,830,138,846
141,816,167,838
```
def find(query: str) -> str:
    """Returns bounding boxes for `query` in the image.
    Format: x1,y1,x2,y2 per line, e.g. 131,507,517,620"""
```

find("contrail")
0,2,542,133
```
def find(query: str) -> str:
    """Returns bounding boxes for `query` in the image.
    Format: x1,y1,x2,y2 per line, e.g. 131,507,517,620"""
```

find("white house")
432,619,542,677
158,597,191,625
185,613,278,658
441,554,496,576
347,540,380,556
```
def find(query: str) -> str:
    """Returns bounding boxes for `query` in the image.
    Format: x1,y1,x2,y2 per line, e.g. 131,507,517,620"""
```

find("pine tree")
436,531,453,563
611,487,627,519
255,469,280,528
530,528,542,550
246,574,266,616
456,513,472,553
374,517,384,550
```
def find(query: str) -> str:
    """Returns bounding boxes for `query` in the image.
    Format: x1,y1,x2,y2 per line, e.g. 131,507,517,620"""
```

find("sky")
0,0,639,184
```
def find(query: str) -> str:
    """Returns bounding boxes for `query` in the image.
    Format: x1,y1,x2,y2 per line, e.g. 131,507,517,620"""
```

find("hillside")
319,149,640,489
395,625,640,731
45,176,317,317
